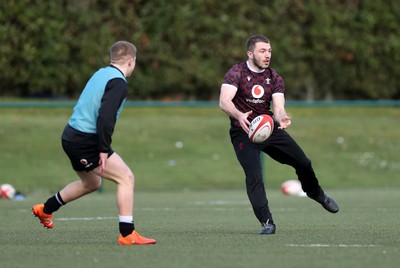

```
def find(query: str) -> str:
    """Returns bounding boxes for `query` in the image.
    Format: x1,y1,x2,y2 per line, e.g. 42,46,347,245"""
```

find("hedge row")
1,0,399,100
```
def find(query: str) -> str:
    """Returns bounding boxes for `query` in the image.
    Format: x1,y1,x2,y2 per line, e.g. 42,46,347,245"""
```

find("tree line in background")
0,0,399,100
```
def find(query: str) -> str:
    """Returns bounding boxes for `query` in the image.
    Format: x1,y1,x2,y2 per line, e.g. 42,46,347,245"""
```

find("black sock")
119,222,135,237
43,192,66,214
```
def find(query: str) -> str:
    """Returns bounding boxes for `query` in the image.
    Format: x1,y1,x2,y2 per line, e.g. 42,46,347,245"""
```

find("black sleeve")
97,78,128,152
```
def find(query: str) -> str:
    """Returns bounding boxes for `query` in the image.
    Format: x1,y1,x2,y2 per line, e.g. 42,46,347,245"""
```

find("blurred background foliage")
0,0,399,100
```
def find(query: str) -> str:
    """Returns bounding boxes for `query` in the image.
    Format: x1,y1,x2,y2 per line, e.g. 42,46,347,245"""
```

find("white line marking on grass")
139,207,177,211
192,201,306,212
193,200,249,206
286,244,379,248
57,216,117,221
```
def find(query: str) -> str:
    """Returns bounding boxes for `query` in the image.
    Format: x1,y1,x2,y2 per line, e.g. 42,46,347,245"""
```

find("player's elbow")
218,99,224,110
219,98,229,114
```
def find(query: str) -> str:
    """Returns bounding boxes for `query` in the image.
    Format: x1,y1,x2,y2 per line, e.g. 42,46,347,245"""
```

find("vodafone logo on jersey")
251,85,264,98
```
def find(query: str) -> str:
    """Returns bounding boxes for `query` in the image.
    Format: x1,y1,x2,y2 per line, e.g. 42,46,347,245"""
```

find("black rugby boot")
308,189,339,213
259,220,276,235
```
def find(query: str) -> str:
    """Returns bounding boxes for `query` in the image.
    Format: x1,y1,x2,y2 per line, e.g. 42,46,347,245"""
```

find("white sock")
118,215,133,223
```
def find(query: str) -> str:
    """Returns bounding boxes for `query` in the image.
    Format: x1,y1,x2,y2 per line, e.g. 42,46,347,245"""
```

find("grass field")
0,106,399,194
0,104,399,267
1,188,399,268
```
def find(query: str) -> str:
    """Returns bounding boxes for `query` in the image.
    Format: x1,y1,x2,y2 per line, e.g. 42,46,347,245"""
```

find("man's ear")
247,51,253,59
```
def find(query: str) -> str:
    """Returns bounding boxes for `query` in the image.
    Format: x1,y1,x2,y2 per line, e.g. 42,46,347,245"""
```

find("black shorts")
62,139,114,172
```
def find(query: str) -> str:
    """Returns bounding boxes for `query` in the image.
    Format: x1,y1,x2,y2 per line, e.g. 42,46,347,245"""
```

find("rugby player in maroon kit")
219,34,339,235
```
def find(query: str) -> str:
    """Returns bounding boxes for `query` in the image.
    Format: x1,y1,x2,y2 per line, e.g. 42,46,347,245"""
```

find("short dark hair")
246,35,270,52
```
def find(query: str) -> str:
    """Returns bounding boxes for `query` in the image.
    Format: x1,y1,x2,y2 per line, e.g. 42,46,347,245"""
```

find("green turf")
0,106,399,194
1,105,399,268
1,188,399,268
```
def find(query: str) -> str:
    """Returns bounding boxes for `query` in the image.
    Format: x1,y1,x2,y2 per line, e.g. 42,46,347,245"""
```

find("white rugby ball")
248,114,274,143
281,180,306,196
0,183,16,199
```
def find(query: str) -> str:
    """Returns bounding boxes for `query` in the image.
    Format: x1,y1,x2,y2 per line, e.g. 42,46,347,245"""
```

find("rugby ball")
0,183,16,199
281,180,306,196
248,114,274,143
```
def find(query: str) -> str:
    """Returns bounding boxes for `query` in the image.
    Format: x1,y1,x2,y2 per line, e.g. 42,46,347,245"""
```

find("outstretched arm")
219,84,252,133
272,93,291,129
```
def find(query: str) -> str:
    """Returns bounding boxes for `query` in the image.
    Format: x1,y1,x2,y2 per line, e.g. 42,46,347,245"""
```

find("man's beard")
253,57,267,70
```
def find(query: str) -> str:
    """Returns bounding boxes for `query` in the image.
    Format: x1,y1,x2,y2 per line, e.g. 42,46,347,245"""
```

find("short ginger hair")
110,41,137,64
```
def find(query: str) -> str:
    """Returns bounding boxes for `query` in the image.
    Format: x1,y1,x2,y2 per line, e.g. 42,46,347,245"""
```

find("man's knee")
92,179,103,191
119,170,135,187
295,157,313,170
245,168,263,186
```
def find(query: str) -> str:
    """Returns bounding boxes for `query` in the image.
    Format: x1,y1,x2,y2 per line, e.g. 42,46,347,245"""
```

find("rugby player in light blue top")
32,41,156,245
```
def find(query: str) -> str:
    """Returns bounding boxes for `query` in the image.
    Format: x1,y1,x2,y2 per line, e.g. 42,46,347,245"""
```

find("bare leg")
59,172,102,203
91,152,135,216
58,152,134,216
